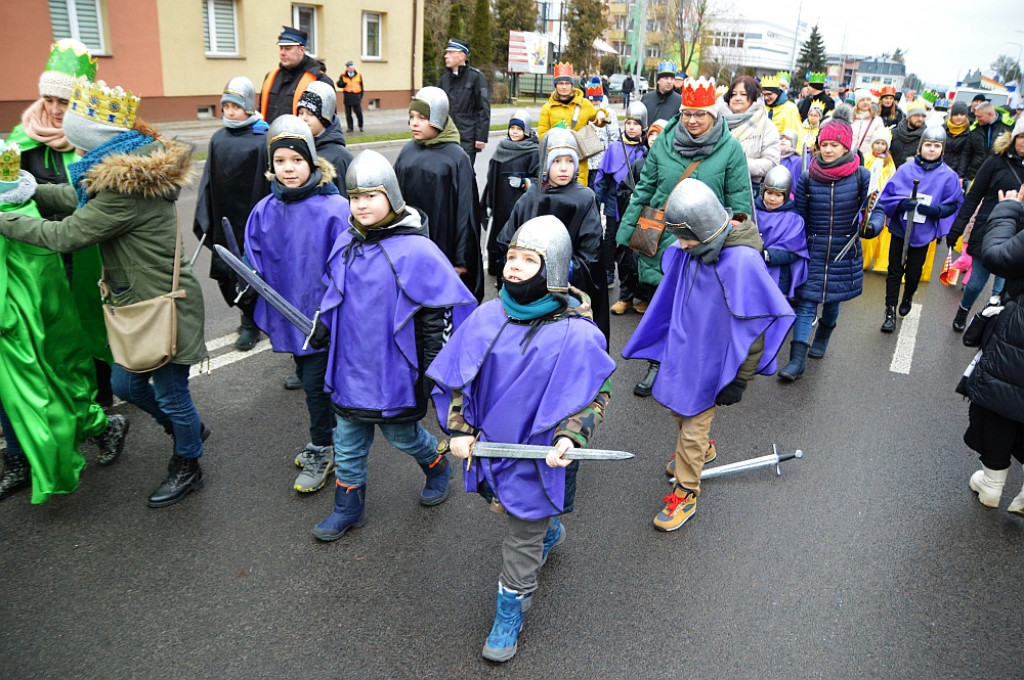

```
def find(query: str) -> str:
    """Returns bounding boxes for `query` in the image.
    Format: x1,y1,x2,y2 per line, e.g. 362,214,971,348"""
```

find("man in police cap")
260,26,335,124
439,38,491,166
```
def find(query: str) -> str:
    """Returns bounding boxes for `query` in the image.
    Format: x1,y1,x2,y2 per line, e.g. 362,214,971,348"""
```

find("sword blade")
699,447,803,480
189,232,207,267
470,441,633,461
213,245,314,336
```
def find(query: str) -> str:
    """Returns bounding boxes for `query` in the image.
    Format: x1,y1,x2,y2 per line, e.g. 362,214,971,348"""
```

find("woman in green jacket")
0,79,208,508
616,76,753,396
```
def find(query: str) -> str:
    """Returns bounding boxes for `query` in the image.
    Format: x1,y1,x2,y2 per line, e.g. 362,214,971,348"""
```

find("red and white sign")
508,31,547,74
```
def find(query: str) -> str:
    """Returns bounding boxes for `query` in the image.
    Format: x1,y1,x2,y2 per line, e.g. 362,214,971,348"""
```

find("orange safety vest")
342,72,363,95
260,68,317,117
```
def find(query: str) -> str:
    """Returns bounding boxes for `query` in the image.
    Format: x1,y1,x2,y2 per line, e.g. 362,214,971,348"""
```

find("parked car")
608,73,650,97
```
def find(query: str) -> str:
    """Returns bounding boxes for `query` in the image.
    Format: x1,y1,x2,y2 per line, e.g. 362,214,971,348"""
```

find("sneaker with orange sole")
654,486,697,532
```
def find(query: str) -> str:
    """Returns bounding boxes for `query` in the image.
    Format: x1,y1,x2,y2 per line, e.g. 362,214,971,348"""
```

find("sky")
720,0,1019,88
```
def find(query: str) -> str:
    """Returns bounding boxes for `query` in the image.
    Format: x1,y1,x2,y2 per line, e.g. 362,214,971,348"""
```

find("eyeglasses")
681,111,710,120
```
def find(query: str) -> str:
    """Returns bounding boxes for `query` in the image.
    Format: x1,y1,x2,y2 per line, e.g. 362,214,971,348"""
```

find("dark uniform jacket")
439,65,491,157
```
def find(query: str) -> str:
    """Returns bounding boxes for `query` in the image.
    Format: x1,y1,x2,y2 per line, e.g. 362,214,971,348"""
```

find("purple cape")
877,161,963,247
427,300,615,521
755,206,810,297
244,192,350,355
622,241,795,417
320,228,477,415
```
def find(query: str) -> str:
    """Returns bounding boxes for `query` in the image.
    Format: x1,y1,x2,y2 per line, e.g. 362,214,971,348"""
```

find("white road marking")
189,336,273,377
889,302,922,374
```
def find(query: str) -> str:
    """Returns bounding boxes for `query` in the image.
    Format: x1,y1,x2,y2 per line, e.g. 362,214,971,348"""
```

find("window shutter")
49,0,72,40
74,0,104,51
202,1,211,52
213,0,236,53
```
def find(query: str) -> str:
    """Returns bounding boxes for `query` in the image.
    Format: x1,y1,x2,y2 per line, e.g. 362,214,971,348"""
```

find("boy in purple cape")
755,165,809,297
309,149,477,542
868,125,964,332
428,216,615,662
622,178,794,532
244,115,349,493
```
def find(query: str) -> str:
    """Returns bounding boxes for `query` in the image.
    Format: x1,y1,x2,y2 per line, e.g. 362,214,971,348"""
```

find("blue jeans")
112,363,203,458
0,399,24,459
333,416,438,487
960,257,1006,311
793,300,841,344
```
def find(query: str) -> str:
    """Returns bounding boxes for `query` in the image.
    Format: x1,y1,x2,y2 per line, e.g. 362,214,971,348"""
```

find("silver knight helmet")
301,80,337,122
412,86,450,130
267,114,318,165
625,102,649,130
540,127,580,181
509,109,532,134
918,124,947,152
664,178,732,242
507,215,573,293
221,76,256,114
762,165,793,197
345,149,406,213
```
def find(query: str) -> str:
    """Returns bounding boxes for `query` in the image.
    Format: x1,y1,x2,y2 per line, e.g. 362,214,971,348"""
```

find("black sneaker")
93,415,130,466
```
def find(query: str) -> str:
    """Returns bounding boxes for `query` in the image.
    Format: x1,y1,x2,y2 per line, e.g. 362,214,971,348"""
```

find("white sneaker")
969,466,1009,508
1007,488,1024,517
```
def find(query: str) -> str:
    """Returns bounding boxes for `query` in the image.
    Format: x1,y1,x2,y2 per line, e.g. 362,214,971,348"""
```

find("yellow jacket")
538,88,608,186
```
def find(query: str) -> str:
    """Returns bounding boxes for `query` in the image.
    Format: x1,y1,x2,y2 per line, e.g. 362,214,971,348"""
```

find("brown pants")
672,406,717,496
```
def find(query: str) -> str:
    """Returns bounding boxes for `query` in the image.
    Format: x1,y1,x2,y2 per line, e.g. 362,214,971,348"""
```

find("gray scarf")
673,114,725,158
223,113,264,129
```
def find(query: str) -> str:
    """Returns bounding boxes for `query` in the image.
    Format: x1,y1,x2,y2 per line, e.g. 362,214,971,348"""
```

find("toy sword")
214,244,318,348
220,218,252,305
466,441,633,471
189,221,209,267
698,445,803,480
900,178,921,270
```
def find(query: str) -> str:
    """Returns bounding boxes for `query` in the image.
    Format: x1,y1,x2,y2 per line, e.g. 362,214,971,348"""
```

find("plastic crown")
0,140,21,185
657,60,678,74
681,76,717,109
921,90,938,103
68,77,140,129
553,62,574,78
808,72,827,84
585,81,604,98
776,71,791,84
880,85,897,96
760,74,781,89
44,39,98,80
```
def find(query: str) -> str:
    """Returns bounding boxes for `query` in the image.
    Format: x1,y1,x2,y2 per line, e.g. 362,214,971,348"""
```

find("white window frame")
292,4,317,57
49,0,107,54
203,0,239,57
362,12,383,61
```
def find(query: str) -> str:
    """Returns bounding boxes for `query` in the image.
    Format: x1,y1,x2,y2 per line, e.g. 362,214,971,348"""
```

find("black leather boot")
880,306,897,333
634,361,659,397
148,454,203,508
235,311,261,351
0,453,30,501
898,294,913,317
952,306,970,332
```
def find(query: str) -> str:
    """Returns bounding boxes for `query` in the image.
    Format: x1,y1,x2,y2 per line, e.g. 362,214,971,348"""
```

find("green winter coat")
0,138,207,366
616,115,753,286
1,182,107,503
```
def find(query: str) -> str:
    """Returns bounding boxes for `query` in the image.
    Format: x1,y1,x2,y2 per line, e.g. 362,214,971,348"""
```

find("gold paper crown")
681,77,717,109
760,74,781,89
809,99,826,113
0,140,21,185
553,62,574,79
68,77,140,129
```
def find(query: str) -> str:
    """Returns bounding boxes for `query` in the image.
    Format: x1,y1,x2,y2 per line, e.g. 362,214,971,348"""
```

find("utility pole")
789,0,802,77
634,0,648,81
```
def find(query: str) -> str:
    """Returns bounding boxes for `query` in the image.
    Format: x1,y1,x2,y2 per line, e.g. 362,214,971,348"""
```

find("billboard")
508,31,547,75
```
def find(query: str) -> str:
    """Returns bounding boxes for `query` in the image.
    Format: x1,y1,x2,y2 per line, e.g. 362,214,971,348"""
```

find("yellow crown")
760,74,781,89
0,140,21,185
68,77,140,130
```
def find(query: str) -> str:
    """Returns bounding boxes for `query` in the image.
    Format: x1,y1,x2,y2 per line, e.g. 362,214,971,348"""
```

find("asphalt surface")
2,136,1023,680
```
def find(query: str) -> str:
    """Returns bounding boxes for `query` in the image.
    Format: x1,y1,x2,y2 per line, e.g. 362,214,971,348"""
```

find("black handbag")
962,297,1005,348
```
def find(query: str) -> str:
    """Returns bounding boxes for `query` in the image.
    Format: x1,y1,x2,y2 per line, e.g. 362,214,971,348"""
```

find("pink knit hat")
817,104,854,151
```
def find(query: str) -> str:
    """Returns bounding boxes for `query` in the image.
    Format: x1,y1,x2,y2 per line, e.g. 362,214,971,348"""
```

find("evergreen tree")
448,2,466,41
494,0,537,67
471,0,494,67
795,24,827,83
563,0,605,73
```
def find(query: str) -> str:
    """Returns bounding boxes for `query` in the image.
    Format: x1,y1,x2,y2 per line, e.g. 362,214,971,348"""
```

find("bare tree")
671,0,711,75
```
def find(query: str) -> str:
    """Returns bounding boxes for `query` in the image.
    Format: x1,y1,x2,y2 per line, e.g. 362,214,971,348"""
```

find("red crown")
553,62,574,79
585,81,603,98
681,77,717,109
880,85,897,96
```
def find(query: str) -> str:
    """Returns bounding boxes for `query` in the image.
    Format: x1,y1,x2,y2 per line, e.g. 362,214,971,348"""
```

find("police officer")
438,38,490,166
339,60,364,134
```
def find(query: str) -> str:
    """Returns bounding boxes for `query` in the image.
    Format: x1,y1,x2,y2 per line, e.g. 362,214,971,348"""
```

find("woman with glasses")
616,76,753,396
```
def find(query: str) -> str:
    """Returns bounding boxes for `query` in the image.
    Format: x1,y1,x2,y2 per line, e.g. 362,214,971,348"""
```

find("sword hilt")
774,445,803,476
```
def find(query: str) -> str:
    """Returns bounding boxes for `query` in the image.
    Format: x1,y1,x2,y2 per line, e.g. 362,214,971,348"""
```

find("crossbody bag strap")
659,160,702,210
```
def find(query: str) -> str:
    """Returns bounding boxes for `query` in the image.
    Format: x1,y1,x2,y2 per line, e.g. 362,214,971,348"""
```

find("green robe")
0,197,107,503
6,125,110,363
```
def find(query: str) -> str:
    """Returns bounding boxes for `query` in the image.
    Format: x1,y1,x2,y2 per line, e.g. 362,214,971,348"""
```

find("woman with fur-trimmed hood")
0,78,208,508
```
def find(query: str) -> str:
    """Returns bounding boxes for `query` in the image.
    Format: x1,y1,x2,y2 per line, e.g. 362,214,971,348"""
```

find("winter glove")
937,201,960,218
916,203,942,218
897,198,919,213
715,378,747,406
864,206,885,238
946,233,960,249
307,319,331,350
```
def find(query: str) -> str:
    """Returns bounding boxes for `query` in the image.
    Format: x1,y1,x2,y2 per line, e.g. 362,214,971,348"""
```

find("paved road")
2,143,1022,680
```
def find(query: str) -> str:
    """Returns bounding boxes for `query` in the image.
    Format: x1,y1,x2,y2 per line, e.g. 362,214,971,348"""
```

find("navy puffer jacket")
966,200,1024,424
794,166,870,303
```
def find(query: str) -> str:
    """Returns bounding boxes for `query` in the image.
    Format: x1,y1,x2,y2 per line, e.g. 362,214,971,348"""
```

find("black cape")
497,181,610,341
394,139,485,301
483,137,540,277
193,122,271,304
315,117,353,193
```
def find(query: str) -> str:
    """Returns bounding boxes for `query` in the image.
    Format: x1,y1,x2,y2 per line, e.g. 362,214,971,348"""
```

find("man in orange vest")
339,61,364,134
259,26,334,124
